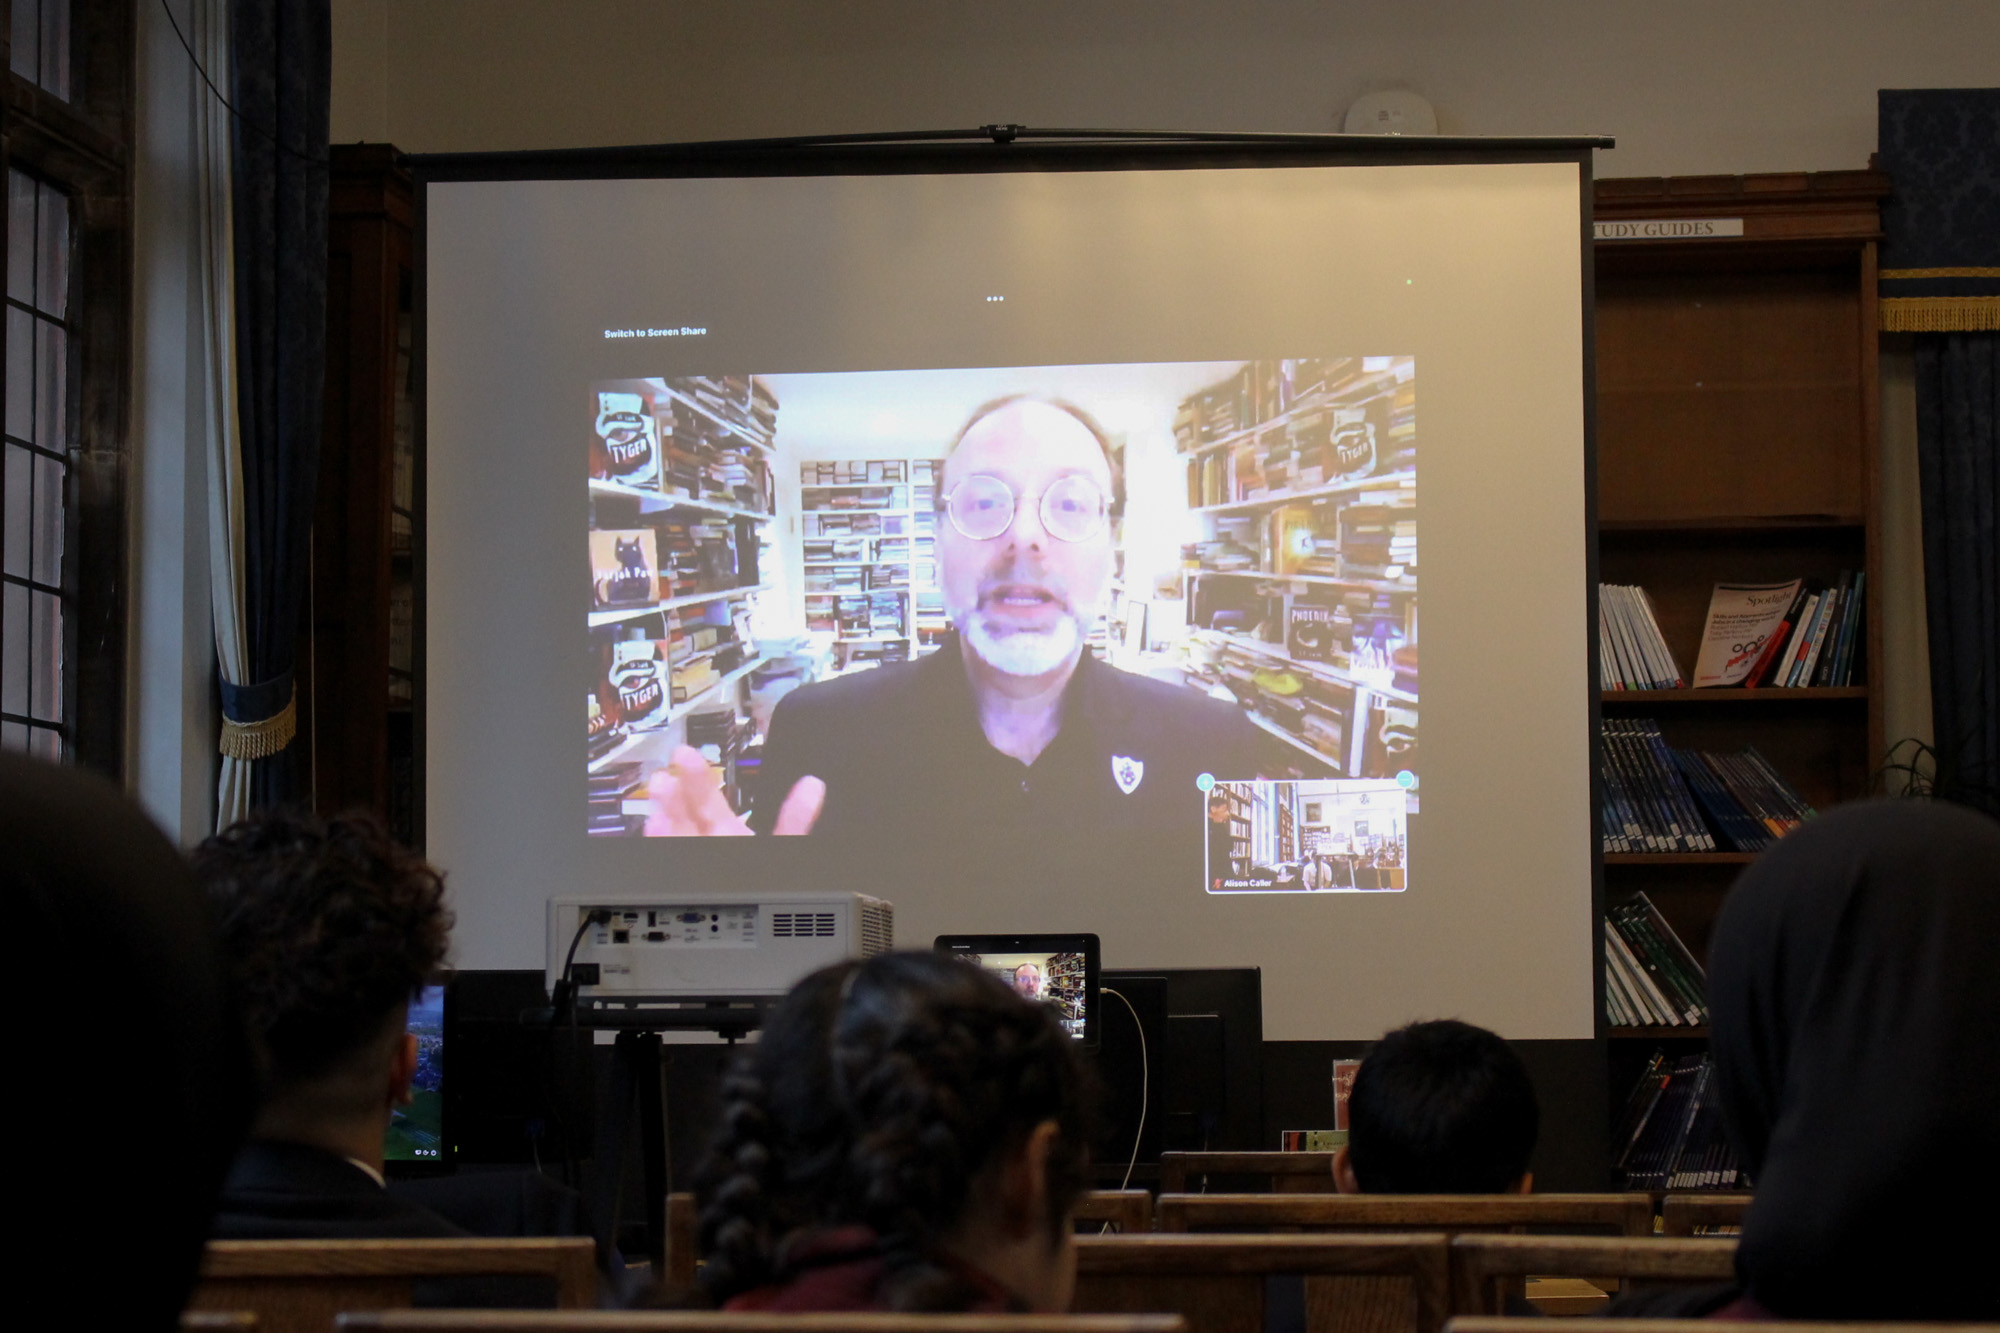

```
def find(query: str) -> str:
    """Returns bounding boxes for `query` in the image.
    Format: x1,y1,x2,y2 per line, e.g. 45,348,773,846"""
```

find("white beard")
958,609,1083,678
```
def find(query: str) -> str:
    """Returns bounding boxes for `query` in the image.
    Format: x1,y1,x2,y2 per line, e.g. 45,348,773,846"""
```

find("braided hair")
694,950,1096,1309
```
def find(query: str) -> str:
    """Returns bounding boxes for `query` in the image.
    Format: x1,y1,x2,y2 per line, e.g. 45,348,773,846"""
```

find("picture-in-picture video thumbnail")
584,359,1419,864
967,950,1091,1040
385,983,444,1161
1207,778,1410,893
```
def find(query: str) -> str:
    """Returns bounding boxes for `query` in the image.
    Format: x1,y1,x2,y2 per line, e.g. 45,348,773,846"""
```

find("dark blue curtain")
1879,89,2000,814
1913,335,1999,813
229,0,330,808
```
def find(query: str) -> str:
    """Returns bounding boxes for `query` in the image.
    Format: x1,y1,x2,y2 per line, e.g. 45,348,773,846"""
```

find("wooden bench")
1447,1236,1736,1318
1447,1322,2000,1333
338,1316,1189,1333
1156,1194,1655,1238
1075,1190,1155,1234
1448,1312,2000,1320
1657,1193,1753,1237
1073,1232,1450,1333
188,1237,596,1333
1158,1152,1336,1194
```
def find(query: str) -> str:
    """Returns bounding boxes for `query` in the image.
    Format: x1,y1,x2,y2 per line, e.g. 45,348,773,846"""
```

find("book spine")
1632,585,1685,688
1674,747,1765,851
1832,571,1866,685
1617,900,1705,1022
1801,581,1842,686
1746,583,1812,688
1811,575,1851,686
1606,915,1678,1025
1613,719,1671,850
1640,719,1714,851
1742,744,1817,823
1792,596,1824,688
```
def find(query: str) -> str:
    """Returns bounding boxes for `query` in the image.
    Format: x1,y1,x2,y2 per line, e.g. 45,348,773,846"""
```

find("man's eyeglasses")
939,473,1109,543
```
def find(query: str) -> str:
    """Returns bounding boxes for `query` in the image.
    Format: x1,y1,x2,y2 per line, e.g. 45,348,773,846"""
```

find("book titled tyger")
1693,580,1802,687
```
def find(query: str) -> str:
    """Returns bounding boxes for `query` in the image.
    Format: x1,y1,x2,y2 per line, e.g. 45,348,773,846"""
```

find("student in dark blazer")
195,808,464,1239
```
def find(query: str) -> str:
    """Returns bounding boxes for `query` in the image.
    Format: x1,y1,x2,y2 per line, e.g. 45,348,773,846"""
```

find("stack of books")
1339,504,1416,584
1600,584,1684,689
1604,892,1706,1027
1672,746,1816,850
1616,1052,1745,1191
1753,574,1866,687
1600,718,1814,852
1600,717,1716,851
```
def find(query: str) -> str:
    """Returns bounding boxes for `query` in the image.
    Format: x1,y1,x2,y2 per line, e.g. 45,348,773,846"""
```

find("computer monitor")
935,932,1100,1045
385,982,448,1167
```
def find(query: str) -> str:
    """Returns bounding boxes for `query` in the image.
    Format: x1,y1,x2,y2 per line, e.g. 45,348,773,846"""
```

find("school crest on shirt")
1111,755,1145,795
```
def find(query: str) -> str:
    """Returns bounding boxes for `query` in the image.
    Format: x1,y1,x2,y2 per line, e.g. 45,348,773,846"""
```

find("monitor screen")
385,983,446,1164
936,932,1101,1043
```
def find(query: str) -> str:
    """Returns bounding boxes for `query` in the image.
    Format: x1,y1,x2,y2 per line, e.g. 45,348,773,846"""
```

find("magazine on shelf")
1692,579,1801,687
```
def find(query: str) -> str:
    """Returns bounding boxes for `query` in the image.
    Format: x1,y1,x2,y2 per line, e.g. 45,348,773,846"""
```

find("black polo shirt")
749,633,1262,891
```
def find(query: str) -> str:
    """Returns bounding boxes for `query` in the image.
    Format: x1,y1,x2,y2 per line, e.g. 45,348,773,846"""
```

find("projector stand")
581,1002,770,1278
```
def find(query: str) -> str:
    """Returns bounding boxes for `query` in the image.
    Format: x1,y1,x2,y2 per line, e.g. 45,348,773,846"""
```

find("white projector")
546,892,893,1026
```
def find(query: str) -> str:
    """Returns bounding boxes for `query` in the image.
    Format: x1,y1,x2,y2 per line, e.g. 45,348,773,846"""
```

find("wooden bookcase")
307,145,417,840
1593,171,1889,1078
796,456,943,668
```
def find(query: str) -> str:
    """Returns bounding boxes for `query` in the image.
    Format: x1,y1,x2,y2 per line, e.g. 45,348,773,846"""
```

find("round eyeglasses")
940,473,1110,543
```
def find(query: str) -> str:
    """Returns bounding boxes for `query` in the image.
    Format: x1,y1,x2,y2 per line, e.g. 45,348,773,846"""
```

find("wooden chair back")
1157,1193,1654,1238
1075,1190,1155,1233
184,1315,258,1332
1657,1193,1753,1237
1157,1152,1335,1194
1073,1232,1450,1333
1447,1323,2000,1333
338,1317,1189,1333
1447,1235,1735,1317
665,1192,701,1291
188,1237,596,1333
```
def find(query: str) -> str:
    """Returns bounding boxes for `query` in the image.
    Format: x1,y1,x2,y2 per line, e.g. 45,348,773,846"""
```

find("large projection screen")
420,142,1597,1041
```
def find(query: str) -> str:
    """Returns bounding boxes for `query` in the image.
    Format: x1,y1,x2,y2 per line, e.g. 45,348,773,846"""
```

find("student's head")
1710,799,2000,1320
6,752,254,1330
937,395,1120,680
696,950,1098,1311
193,809,451,1150
1336,1018,1538,1194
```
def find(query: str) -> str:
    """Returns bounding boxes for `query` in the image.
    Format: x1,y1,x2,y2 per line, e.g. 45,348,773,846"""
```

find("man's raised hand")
643,745,824,837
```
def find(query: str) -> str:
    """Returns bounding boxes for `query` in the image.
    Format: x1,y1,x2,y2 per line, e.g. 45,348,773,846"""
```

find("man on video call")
646,393,1261,874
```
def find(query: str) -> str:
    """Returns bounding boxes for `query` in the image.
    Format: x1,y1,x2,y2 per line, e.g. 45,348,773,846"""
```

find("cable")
1102,986,1147,1196
158,0,330,167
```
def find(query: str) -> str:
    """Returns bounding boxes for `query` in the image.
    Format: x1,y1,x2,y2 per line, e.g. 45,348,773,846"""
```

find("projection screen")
418,139,1599,1041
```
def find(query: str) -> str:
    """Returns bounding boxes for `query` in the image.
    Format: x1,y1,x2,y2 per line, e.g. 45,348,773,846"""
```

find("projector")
546,892,893,1027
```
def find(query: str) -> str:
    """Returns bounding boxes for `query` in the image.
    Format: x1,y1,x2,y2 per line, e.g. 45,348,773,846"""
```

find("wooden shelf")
587,583,769,629
1609,1025,1712,1040
1191,568,1416,597
1192,469,1416,515
1600,515,1864,534
1601,686,1868,703
589,478,771,522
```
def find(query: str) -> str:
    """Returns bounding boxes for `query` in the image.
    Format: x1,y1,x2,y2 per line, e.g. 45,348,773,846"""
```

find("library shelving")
1590,171,1889,1155
585,376,784,833
307,145,418,841
1175,357,1419,781
798,457,944,669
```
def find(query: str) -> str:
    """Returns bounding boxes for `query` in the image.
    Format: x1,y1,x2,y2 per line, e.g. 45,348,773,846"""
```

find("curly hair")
192,808,451,1091
693,951,1097,1309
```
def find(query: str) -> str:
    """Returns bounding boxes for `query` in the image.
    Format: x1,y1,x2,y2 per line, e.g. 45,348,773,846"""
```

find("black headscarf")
1710,798,2000,1319
2,753,254,1330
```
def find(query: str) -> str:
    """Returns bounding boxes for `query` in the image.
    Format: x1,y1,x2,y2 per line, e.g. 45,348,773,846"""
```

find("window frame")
1,0,134,773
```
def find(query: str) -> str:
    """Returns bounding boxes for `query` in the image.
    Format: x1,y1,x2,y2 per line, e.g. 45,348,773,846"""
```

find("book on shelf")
1603,892,1706,1027
1600,583,1684,689
1614,1052,1745,1191
1692,579,1801,687
1736,573,1865,688
1599,717,1815,853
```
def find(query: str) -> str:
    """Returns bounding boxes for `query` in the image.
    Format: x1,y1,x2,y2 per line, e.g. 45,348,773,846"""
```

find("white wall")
339,0,1997,179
